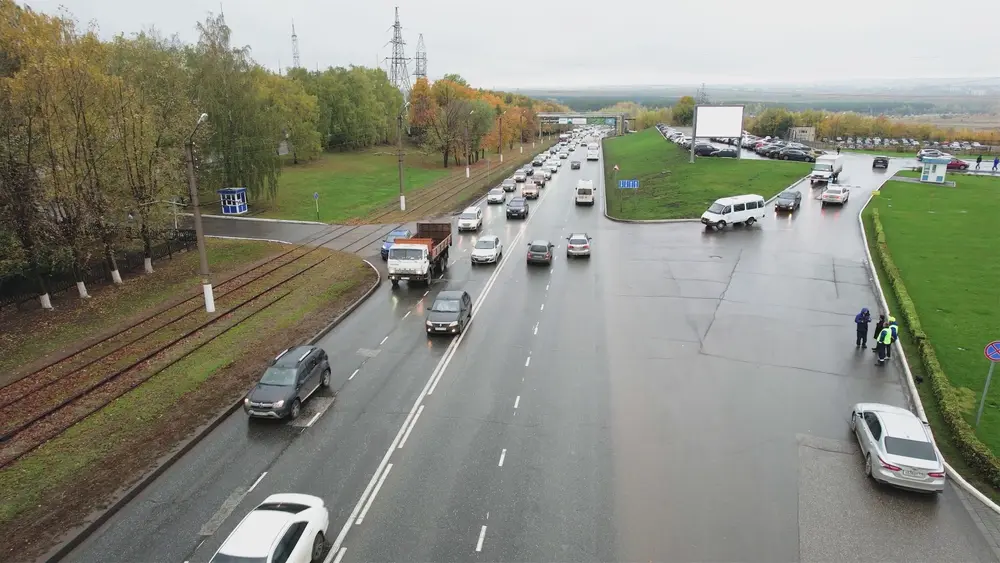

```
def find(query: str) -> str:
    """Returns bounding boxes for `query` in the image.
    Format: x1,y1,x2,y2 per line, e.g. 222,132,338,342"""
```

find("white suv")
457,206,483,231
210,494,329,563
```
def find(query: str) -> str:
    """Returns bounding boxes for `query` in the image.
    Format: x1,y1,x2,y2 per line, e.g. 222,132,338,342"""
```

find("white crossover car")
457,206,483,231
565,233,592,258
849,403,946,493
487,188,506,204
210,493,330,563
471,235,502,265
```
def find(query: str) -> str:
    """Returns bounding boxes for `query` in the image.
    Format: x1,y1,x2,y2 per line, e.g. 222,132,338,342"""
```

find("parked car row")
654,124,738,158
915,148,972,170
828,136,987,151
741,136,822,162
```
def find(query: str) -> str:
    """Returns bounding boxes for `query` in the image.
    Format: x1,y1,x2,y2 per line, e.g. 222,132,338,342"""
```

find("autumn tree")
408,77,436,139
672,95,696,126
255,69,322,164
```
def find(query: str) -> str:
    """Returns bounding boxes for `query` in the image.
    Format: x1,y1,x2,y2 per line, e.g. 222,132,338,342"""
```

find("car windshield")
509,199,524,207
389,247,422,260
384,233,405,242
778,192,797,199
708,203,726,214
475,239,495,249
430,299,460,313
578,188,592,195
884,436,938,461
489,189,502,195
460,212,477,220
814,163,832,171
569,237,588,245
503,180,514,186
259,366,296,386
530,244,549,253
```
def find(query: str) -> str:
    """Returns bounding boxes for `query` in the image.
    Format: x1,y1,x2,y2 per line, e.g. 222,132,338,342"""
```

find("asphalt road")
66,147,998,563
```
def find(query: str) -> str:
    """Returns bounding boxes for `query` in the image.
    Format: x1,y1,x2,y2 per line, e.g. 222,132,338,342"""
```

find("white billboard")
694,105,744,138
571,117,587,125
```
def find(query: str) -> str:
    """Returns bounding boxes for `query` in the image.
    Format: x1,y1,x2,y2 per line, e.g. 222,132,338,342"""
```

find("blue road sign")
313,192,319,200
618,179,639,189
986,341,1000,362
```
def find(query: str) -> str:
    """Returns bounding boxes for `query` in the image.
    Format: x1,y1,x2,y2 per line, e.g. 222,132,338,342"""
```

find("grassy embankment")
602,128,810,220
862,172,1000,500
0,239,376,560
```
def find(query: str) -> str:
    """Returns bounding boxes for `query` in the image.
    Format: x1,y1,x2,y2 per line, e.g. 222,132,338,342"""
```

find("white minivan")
700,194,766,230
575,180,595,206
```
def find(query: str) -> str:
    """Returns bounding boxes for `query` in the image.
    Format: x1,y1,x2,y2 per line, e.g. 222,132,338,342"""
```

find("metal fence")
0,229,197,310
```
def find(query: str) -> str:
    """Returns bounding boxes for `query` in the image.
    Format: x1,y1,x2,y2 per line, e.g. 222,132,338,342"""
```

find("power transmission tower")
696,83,709,104
386,7,412,97
414,34,427,80
291,21,301,69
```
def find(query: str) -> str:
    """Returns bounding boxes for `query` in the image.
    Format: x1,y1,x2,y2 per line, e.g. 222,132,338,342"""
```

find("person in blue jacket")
855,307,871,348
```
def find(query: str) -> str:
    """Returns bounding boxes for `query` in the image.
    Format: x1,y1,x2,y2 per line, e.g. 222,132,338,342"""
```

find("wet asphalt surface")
65,146,998,563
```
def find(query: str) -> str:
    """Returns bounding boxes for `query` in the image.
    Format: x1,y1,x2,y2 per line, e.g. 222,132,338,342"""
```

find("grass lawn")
253,147,452,223
603,128,811,220
0,239,284,382
0,248,376,560
864,174,1000,484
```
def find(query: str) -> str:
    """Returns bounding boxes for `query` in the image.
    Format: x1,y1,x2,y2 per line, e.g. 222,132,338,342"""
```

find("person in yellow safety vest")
885,316,898,360
875,325,893,363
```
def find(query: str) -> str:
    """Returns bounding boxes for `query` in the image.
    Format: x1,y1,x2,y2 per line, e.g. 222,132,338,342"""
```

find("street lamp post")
519,114,524,154
185,112,214,313
466,109,475,178
397,101,410,211
497,110,507,163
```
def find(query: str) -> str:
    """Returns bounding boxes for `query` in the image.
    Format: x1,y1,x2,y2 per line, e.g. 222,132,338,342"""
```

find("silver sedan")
849,402,946,493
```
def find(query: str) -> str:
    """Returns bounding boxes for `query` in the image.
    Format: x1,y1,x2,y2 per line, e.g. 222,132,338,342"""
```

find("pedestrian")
994,156,999,172
886,316,899,359
976,155,983,170
871,314,886,352
875,325,893,364
837,146,841,154
855,307,871,348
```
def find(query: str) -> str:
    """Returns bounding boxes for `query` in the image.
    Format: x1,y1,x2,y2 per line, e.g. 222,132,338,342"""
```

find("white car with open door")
210,493,330,563
849,403,946,493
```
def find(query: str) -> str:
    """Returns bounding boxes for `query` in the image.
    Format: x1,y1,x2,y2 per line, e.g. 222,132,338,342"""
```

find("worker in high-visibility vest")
885,316,898,360
875,325,893,364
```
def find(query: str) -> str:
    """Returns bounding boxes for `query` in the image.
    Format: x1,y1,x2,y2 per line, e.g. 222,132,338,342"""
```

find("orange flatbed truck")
385,221,452,287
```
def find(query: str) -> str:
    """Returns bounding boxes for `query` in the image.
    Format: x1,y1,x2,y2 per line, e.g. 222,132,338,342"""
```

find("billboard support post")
689,109,698,164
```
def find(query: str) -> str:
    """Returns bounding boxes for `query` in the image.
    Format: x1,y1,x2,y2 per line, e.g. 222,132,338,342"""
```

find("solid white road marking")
423,290,429,297
498,449,506,467
514,395,520,408
355,463,393,525
525,356,531,367
476,525,487,552
307,412,322,427
331,548,346,563
247,472,267,493
403,311,410,319
540,304,544,311
398,405,424,449
349,368,359,380
380,336,388,345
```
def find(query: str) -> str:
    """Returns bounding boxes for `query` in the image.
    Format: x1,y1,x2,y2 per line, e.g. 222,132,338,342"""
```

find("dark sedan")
380,228,413,260
778,149,815,162
773,189,802,212
425,290,472,336
506,197,529,219
709,148,738,158
872,156,890,169
693,143,716,156
244,346,330,420
526,239,554,265
570,160,581,169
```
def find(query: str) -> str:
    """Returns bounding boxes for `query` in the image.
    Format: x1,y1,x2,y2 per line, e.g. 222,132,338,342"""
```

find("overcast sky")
24,0,997,90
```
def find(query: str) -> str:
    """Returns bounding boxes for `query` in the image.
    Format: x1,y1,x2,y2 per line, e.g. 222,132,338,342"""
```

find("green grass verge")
0,250,374,549
603,128,811,220
0,239,282,380
256,147,451,223
863,174,1000,496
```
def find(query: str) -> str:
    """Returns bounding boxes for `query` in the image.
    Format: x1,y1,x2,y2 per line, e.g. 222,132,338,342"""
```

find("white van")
586,149,599,161
700,194,766,230
575,180,595,206
457,206,483,231
587,142,599,151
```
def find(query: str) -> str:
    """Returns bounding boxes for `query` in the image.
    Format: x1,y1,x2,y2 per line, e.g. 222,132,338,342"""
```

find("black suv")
244,345,331,420
872,156,889,169
506,197,529,219
425,290,473,335
532,157,544,166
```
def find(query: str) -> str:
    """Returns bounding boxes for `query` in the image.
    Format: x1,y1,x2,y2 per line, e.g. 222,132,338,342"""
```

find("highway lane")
63,149,569,563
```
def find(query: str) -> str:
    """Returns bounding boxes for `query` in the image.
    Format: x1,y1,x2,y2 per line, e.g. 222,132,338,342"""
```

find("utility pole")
466,109,475,178
497,110,507,163
397,101,410,211
519,114,524,154
185,113,214,313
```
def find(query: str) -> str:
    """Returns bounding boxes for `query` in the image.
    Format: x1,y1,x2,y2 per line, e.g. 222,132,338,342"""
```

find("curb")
856,187,1000,515
179,212,328,226
601,174,808,224
206,234,294,245
42,260,383,563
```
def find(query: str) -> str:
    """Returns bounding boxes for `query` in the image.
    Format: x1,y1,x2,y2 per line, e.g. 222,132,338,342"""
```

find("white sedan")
210,493,330,563
849,403,946,493
821,185,850,205
565,233,592,258
486,188,506,204
471,235,502,265
558,151,569,159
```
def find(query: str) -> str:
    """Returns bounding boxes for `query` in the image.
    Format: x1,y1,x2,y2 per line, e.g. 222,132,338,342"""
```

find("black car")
522,166,534,177
570,160,581,169
244,346,331,420
506,197,529,219
778,149,814,162
425,290,473,336
693,143,716,156
532,157,545,166
534,175,547,188
501,178,517,192
526,239,555,265
709,148,738,158
773,189,802,212
873,156,890,169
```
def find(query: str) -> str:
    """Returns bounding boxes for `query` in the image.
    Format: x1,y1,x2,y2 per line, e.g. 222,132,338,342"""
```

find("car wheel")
716,221,726,230
745,217,756,226
322,368,331,388
311,531,326,562
864,453,874,479
290,399,301,420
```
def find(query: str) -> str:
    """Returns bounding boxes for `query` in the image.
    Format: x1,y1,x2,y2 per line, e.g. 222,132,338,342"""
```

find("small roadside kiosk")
919,156,951,184
217,187,249,215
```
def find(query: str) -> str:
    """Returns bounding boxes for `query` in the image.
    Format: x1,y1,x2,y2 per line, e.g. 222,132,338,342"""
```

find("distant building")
789,127,816,142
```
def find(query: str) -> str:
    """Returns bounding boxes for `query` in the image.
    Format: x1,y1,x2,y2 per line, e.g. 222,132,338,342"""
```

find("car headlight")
244,397,250,405
274,400,285,408
426,320,433,327
448,321,459,327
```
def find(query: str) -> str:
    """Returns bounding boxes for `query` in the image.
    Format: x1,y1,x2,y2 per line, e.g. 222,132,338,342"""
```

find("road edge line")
41,259,383,563
857,179,1000,515
178,212,328,226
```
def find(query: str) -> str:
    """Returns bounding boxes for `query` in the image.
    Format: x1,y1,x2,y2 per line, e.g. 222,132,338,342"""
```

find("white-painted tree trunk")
39,293,53,310
76,281,91,299
144,257,153,274
111,269,123,284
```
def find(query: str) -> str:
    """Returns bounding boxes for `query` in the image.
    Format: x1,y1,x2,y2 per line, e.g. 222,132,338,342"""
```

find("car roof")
529,239,551,245
436,290,466,300
509,197,525,203
568,233,589,239
462,206,479,213
218,509,294,557
274,345,314,366
714,194,764,205
877,411,931,442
